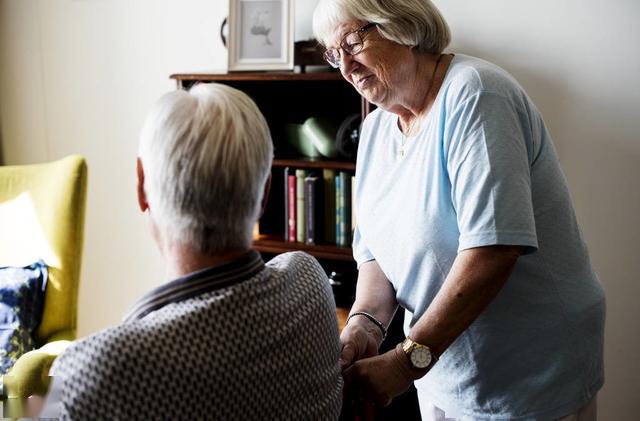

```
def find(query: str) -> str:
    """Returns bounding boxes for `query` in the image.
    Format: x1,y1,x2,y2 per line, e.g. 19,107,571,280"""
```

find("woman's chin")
361,90,386,108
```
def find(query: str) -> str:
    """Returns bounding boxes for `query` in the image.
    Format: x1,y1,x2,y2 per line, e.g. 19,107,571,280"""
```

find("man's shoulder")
261,251,336,328
264,251,326,281
54,321,164,376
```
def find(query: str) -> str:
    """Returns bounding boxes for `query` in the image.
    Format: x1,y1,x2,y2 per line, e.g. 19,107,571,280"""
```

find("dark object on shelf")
285,117,339,159
336,113,361,160
328,271,353,308
285,123,323,159
294,40,329,72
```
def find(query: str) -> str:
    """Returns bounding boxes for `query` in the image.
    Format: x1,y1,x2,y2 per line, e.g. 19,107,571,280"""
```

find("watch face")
410,346,432,369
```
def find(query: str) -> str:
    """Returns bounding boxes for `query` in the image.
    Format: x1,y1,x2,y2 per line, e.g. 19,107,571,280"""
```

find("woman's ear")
136,157,149,212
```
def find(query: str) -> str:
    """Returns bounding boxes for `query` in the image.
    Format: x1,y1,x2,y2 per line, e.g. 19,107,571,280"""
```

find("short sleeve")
444,91,538,253
352,223,375,269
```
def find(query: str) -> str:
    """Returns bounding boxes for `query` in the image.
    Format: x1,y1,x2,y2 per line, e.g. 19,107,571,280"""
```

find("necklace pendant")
398,149,404,159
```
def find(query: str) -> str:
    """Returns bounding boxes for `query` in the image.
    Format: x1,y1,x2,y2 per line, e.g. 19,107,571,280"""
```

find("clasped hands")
340,321,415,408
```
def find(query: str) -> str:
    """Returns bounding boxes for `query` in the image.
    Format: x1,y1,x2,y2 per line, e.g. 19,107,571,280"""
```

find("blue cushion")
0,260,48,375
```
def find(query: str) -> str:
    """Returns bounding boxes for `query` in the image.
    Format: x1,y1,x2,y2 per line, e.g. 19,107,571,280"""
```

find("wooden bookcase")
170,71,364,308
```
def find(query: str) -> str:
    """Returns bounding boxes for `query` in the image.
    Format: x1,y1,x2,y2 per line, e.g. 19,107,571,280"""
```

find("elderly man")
38,83,343,419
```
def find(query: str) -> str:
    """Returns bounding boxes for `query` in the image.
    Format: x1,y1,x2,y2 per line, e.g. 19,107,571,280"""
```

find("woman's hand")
342,346,415,407
341,260,397,370
339,318,383,370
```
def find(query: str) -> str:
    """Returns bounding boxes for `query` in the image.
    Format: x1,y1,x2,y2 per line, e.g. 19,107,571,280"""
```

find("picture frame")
228,0,294,71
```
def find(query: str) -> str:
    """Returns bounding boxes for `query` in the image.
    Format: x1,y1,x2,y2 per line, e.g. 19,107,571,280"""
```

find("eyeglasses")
323,22,377,69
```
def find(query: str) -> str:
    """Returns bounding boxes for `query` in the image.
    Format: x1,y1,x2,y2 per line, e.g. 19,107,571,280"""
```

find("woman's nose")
340,53,359,78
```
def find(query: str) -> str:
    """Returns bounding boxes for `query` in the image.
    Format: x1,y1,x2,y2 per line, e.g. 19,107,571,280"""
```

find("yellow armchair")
0,155,87,399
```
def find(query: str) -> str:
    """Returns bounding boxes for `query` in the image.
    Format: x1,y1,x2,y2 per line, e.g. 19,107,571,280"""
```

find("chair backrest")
0,155,88,344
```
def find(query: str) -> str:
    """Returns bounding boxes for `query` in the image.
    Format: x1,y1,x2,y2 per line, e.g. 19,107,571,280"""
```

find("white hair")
313,0,451,54
138,83,273,253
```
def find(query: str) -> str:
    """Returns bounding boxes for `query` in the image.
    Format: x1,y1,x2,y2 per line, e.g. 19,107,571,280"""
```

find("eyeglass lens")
324,31,364,67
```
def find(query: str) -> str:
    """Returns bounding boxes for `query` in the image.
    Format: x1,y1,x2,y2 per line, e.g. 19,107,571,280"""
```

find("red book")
288,174,297,242
283,167,289,241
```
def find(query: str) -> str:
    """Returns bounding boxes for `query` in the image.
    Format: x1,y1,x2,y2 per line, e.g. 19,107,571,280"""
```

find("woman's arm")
409,244,523,356
340,260,398,369
343,245,523,405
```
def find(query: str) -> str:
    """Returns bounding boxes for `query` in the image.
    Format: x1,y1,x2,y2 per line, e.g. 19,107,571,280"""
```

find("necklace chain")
398,54,445,160
399,119,417,158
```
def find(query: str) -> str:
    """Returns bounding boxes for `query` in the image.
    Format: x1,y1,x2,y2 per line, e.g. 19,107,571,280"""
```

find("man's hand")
339,318,384,370
342,346,415,407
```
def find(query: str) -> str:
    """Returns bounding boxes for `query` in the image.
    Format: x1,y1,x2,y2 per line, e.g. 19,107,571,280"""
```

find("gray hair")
313,0,451,54
139,83,273,253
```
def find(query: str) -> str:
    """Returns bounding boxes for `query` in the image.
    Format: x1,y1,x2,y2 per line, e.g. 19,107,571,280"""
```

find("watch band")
401,337,438,369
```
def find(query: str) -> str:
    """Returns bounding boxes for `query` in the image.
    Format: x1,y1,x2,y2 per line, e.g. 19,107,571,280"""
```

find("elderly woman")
313,0,605,420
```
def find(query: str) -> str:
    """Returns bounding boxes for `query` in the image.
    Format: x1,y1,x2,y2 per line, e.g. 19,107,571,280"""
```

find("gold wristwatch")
401,337,437,370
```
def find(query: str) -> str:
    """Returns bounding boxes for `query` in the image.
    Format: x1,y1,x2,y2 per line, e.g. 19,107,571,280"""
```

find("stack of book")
284,167,354,247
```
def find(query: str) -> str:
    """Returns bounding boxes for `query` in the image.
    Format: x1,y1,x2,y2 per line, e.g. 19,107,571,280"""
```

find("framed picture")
228,0,294,71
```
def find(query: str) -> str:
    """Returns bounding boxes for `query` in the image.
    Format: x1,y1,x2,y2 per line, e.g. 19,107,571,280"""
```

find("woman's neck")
394,53,449,133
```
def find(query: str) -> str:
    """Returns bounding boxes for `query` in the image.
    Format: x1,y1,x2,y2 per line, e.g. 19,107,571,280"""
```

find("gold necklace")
398,54,444,160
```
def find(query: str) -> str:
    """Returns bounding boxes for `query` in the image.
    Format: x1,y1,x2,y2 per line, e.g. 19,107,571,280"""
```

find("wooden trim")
272,159,355,171
254,235,353,261
170,72,344,82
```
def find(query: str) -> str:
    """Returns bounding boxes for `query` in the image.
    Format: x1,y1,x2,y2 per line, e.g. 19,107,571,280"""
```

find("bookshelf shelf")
170,71,345,84
273,158,355,171
254,235,354,261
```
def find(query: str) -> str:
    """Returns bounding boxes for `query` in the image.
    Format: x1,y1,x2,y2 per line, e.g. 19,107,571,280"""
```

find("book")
284,167,290,241
287,174,296,242
340,171,352,246
322,169,336,244
296,169,307,243
335,174,342,246
305,176,320,245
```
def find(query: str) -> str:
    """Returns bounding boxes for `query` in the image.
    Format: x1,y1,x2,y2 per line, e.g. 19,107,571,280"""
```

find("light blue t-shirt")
353,54,605,420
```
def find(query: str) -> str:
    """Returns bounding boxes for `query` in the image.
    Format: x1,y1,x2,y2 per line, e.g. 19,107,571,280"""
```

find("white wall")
1,0,638,418
0,0,230,334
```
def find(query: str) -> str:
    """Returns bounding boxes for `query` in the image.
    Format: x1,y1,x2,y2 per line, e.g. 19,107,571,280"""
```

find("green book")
323,169,336,244
296,169,307,243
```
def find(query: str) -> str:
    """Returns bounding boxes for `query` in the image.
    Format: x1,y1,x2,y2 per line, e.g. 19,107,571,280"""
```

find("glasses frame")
323,22,377,69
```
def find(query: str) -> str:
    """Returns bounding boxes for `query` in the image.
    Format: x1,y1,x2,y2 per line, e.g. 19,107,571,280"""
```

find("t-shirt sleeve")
444,90,538,253
352,223,375,269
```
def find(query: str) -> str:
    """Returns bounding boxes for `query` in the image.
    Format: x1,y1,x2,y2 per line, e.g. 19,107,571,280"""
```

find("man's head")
137,83,273,254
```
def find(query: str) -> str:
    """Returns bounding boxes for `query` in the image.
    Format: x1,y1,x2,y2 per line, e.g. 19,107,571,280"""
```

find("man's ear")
136,157,149,212
259,173,272,217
